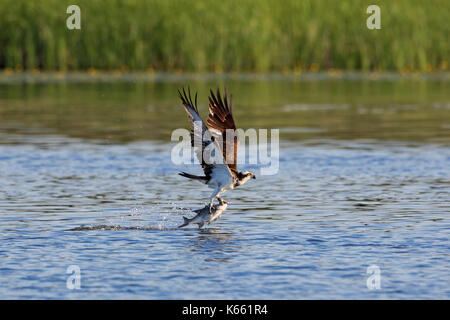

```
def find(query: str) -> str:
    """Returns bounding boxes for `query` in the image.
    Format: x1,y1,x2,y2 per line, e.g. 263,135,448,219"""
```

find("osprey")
178,87,256,212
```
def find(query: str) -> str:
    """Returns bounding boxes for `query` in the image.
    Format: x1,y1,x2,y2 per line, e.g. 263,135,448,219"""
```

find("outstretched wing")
178,87,232,180
207,88,238,176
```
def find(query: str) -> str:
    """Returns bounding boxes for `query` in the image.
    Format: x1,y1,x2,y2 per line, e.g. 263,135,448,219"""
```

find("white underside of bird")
207,165,235,203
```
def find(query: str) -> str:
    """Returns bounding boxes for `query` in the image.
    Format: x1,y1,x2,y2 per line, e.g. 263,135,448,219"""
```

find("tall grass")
0,0,448,72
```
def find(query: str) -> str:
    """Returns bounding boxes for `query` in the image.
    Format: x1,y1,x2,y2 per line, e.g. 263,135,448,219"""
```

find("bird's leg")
209,186,221,213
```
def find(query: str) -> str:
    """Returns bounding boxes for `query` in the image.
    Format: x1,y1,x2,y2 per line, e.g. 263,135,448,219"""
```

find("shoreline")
1,71,449,84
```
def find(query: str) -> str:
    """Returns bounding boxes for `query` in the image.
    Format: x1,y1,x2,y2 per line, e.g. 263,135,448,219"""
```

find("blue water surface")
1,133,449,299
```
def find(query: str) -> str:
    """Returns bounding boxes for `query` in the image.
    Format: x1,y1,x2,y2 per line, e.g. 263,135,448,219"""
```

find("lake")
0,73,449,299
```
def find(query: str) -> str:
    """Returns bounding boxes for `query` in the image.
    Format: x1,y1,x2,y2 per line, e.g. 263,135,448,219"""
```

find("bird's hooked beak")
252,175,256,179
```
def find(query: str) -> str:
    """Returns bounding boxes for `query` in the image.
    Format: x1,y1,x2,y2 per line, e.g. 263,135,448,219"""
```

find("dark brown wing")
178,87,231,180
206,88,238,176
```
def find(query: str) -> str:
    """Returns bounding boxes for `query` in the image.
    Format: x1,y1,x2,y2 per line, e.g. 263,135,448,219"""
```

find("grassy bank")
0,0,448,72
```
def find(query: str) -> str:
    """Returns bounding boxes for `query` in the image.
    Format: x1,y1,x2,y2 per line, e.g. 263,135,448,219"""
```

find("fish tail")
178,216,190,228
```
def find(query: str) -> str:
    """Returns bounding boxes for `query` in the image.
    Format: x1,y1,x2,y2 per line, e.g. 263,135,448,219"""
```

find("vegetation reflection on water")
0,77,449,144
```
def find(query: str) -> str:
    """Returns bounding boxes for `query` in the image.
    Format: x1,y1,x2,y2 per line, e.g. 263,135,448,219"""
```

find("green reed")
0,0,448,72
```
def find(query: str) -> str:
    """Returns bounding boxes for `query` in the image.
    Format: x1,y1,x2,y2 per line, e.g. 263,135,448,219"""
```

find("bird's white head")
236,170,256,186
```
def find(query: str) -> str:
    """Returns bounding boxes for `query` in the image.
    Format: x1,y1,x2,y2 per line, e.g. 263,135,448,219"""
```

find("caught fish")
178,200,228,229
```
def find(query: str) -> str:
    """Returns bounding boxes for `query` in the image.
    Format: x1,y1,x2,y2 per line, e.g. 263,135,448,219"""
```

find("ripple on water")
0,135,449,299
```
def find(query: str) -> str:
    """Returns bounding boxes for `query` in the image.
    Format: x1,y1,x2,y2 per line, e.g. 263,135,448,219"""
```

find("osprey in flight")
178,87,256,212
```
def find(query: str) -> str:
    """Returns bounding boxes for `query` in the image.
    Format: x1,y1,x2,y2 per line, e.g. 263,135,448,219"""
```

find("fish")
178,200,228,229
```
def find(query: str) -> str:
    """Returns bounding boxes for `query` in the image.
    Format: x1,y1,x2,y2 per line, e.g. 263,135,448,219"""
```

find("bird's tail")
178,172,208,181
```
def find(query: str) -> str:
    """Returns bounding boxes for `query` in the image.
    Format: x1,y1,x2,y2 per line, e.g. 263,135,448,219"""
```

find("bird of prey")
178,87,256,212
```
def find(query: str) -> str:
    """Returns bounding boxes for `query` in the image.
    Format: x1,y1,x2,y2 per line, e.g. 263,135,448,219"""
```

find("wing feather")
206,88,239,176
178,87,233,181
